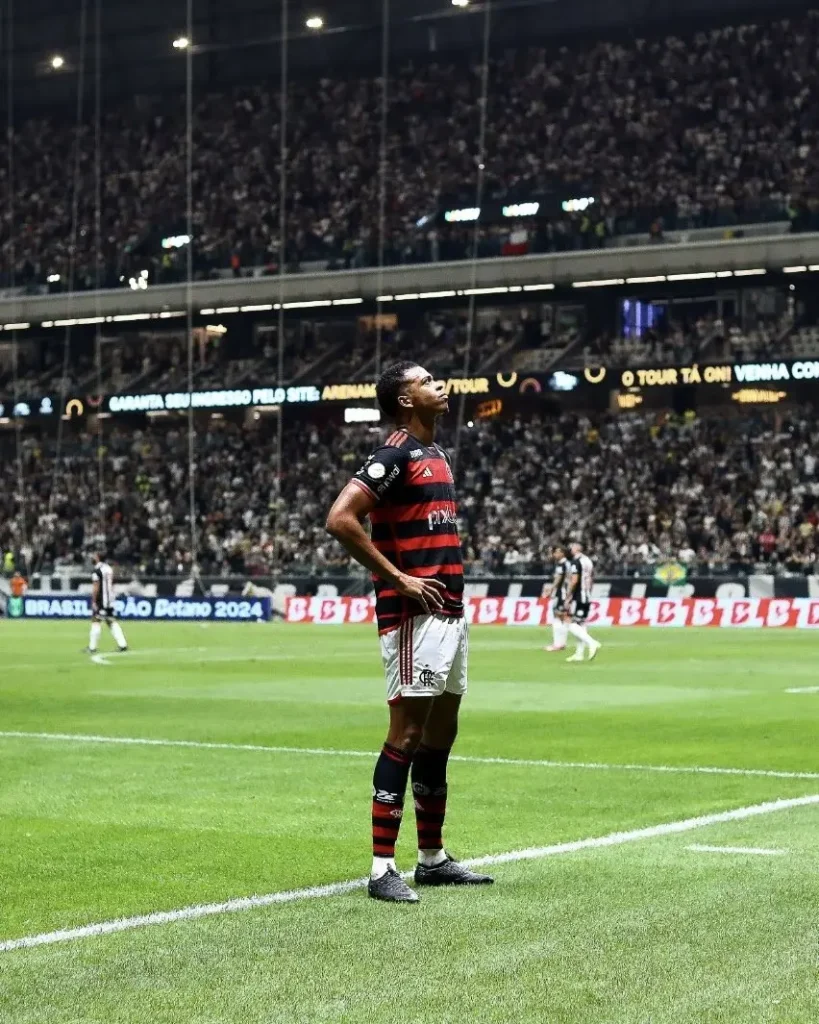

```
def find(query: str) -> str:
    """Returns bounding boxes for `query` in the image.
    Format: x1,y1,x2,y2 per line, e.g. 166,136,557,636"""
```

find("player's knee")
388,720,425,756
423,720,458,750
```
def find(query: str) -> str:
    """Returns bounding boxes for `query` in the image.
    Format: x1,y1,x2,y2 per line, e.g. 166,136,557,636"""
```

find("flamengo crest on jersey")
352,430,464,634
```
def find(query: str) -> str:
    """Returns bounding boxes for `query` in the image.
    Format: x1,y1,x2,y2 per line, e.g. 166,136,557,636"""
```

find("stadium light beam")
452,0,470,6
173,37,190,50
305,16,324,30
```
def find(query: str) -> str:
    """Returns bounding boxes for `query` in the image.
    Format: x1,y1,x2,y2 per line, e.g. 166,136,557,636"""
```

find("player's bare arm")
326,482,446,614
544,567,561,599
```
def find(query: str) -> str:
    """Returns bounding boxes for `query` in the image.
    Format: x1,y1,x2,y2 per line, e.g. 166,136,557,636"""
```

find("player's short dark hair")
376,361,420,419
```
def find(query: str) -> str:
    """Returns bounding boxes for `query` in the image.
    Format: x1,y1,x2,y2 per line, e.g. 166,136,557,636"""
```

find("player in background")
242,580,284,620
85,552,128,654
10,570,27,598
565,541,601,662
326,361,493,903
543,544,570,652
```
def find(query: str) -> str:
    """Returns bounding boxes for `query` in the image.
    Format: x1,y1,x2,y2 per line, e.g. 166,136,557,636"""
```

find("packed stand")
3,14,819,293
334,311,532,381
1,407,816,579
573,322,710,369
458,410,818,576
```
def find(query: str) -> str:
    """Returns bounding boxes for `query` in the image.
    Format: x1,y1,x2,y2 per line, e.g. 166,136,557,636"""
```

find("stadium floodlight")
172,37,190,50
305,16,324,29
452,0,470,7
444,207,480,222
50,55,65,70
502,202,540,218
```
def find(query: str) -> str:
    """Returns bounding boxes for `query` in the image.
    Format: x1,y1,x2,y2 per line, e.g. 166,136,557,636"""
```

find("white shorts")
381,614,468,705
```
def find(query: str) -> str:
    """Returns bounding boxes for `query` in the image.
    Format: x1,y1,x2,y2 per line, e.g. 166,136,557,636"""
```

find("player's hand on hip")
396,573,446,614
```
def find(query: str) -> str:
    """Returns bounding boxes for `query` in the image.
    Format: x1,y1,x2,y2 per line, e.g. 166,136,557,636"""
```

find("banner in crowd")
10,594,272,621
284,595,819,628
5,355,819,419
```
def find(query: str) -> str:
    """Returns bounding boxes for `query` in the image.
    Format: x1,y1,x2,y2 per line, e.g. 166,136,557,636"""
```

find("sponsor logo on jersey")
410,449,424,459
422,466,434,478
375,464,401,494
427,507,458,531
367,462,387,480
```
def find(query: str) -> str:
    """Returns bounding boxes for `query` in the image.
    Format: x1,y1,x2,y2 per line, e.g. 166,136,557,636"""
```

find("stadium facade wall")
24,574,819,599
20,574,819,604
4,232,819,323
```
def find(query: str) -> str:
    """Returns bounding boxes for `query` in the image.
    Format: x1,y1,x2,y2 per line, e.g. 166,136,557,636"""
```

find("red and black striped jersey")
350,429,464,635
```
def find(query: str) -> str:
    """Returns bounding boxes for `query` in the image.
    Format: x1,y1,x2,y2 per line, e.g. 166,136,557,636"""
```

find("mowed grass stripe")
3,729,819,781
3,793,817,955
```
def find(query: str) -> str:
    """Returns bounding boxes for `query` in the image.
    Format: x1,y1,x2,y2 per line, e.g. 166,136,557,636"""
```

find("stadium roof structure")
4,0,806,111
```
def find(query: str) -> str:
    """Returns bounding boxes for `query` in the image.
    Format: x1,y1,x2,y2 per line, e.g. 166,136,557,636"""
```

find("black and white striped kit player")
86,552,128,654
544,544,571,653
568,552,594,623
94,560,116,617
565,541,601,663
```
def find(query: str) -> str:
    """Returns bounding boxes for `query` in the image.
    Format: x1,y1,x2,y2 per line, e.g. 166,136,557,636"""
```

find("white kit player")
565,541,601,663
85,552,128,654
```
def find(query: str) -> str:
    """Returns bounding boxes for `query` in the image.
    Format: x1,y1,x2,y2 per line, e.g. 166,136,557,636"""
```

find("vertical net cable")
93,0,104,545
40,0,89,572
6,0,27,566
453,0,491,472
273,0,288,579
184,0,199,585
374,0,389,377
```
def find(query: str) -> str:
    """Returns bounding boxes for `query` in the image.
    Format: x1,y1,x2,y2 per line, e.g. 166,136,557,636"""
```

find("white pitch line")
1,793,816,955
785,686,819,694
686,844,788,856
2,730,819,782
90,654,111,666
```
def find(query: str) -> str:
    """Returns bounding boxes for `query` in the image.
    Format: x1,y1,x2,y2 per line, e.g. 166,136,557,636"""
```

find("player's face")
401,366,449,416
570,544,582,557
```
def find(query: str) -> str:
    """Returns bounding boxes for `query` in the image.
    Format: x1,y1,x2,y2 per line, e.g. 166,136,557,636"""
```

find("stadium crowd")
1,408,816,579
2,13,819,291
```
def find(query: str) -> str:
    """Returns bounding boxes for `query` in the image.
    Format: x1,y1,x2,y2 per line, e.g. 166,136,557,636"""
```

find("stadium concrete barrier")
284,595,819,628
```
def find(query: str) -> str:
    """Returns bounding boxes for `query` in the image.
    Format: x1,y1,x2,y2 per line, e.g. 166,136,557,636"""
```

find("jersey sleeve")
352,444,409,501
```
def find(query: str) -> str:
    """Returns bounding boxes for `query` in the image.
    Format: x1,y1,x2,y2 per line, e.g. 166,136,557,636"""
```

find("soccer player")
326,361,494,903
242,580,283,620
86,552,128,654
565,540,601,662
543,544,570,652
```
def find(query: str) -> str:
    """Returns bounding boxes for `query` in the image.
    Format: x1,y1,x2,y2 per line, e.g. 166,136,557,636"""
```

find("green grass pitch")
1,621,818,1023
